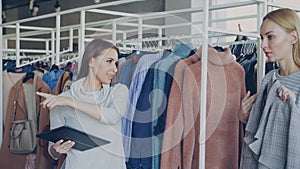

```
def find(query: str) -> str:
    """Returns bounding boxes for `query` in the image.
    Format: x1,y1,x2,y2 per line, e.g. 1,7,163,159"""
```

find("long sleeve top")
151,43,194,169
240,70,300,169
49,78,129,169
122,52,164,160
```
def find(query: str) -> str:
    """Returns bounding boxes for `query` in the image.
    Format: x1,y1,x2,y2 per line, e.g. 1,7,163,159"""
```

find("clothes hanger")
212,36,225,52
22,71,35,83
50,64,59,72
213,45,225,52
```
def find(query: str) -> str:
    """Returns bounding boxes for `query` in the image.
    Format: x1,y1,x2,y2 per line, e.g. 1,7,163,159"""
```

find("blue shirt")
122,52,164,161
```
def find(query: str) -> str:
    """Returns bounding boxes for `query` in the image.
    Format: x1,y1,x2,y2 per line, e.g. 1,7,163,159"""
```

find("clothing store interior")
1,0,300,169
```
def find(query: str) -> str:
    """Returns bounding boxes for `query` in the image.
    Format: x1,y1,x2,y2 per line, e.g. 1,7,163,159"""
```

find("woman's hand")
37,92,102,120
36,92,71,110
50,139,75,158
53,140,75,154
239,91,258,123
278,86,296,103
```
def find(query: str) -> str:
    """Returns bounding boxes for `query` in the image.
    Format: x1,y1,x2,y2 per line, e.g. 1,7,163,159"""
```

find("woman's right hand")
36,92,71,110
239,91,258,124
50,139,75,158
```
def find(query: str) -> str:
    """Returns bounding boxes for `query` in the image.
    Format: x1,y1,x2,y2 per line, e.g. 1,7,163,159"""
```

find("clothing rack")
0,0,145,150
1,0,300,168
116,34,259,55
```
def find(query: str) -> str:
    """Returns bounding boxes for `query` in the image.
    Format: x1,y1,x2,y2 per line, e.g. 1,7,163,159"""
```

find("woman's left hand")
278,86,296,103
37,92,70,110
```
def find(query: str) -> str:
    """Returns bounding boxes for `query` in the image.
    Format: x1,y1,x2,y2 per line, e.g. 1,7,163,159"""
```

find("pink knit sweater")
161,46,246,169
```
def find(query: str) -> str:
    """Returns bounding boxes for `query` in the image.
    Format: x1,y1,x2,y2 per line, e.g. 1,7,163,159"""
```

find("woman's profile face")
260,18,294,63
90,48,119,84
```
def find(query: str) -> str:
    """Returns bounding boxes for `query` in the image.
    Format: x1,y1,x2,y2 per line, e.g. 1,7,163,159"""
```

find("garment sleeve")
287,96,300,168
99,84,129,125
181,65,198,169
160,62,185,169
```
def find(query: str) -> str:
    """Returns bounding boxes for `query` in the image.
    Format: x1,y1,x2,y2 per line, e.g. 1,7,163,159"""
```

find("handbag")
9,82,37,154
10,119,36,154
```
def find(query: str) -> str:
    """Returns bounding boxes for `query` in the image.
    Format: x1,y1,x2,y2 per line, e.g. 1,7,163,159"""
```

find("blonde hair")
76,39,119,80
263,8,300,66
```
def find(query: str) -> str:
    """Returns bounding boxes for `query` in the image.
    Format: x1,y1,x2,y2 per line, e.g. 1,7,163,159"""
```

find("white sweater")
49,78,129,169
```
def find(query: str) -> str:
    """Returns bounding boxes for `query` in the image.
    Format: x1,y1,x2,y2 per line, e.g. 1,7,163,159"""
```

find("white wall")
191,0,300,43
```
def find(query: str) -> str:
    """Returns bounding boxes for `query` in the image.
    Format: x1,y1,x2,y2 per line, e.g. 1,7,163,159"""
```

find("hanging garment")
151,43,194,169
2,71,26,126
238,52,279,96
127,49,171,169
153,61,177,136
42,67,64,91
3,60,16,71
183,46,245,169
161,46,245,169
230,40,278,96
127,48,178,169
240,70,300,169
239,54,257,95
122,51,165,161
5,64,37,74
127,67,155,169
116,53,140,87
230,37,256,60
0,74,54,169
52,71,73,95
2,70,44,126
160,47,202,169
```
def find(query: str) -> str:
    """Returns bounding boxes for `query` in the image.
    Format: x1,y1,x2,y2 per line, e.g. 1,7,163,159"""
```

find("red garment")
161,46,246,169
160,48,201,169
0,75,54,169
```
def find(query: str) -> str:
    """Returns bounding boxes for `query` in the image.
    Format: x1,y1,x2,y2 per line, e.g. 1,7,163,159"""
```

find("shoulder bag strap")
12,81,23,121
23,75,37,121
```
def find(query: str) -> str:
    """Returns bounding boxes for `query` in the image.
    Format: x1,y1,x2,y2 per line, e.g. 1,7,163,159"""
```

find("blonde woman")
239,8,300,168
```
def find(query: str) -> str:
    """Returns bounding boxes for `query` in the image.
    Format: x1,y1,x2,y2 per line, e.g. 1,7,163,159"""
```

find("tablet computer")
36,126,110,151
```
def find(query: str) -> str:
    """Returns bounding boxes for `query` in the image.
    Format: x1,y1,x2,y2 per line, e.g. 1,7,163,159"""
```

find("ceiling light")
29,0,34,10
2,11,7,20
94,0,101,3
54,1,61,12
31,2,39,16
